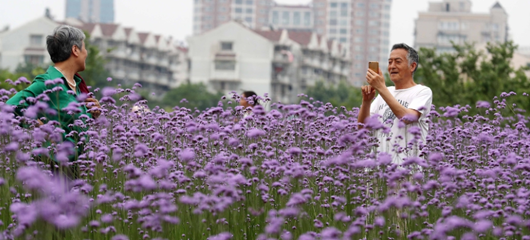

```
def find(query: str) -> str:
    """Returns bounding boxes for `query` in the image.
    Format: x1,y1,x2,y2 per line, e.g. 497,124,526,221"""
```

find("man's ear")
410,62,417,74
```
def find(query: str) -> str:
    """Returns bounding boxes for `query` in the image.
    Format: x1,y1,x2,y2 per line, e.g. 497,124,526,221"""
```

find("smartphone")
368,61,379,72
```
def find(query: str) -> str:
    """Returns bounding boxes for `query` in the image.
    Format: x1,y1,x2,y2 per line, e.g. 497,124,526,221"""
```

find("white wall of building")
0,17,58,71
188,21,274,98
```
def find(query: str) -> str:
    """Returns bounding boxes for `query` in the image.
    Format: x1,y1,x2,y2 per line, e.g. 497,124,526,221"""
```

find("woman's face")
240,94,251,108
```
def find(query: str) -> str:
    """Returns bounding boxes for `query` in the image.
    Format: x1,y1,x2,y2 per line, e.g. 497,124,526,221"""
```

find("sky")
1,0,529,48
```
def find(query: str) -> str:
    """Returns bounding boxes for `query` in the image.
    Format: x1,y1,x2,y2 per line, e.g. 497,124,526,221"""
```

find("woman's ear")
72,45,80,57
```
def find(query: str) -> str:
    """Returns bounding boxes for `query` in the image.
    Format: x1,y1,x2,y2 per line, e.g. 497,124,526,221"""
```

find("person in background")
6,25,101,177
131,95,151,117
357,43,433,166
239,91,260,118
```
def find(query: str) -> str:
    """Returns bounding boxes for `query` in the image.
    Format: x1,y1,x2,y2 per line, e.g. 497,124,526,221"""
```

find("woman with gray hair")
6,25,100,177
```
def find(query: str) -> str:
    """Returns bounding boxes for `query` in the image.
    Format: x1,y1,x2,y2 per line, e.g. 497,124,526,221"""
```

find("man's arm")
357,85,376,129
377,87,421,124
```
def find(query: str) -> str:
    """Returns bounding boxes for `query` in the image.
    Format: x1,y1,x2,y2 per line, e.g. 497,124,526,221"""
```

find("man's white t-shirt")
368,85,433,164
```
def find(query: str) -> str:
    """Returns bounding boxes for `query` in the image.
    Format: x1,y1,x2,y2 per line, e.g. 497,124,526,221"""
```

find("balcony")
274,75,290,84
147,57,158,65
273,52,291,64
211,70,239,81
128,71,140,81
129,53,140,61
112,70,126,79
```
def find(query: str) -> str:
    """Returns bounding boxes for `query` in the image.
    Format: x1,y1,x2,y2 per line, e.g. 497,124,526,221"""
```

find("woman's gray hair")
46,25,86,63
391,43,419,75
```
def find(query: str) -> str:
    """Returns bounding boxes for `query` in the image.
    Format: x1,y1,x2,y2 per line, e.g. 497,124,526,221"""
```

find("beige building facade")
414,0,508,53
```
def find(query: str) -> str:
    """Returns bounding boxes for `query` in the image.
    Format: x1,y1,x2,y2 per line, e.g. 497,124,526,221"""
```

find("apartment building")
188,21,349,104
268,4,314,32
193,0,275,35
0,16,188,94
312,0,392,86
414,0,508,53
66,0,115,23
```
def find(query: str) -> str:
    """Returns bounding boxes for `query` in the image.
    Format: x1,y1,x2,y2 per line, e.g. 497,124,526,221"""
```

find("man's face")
388,48,414,83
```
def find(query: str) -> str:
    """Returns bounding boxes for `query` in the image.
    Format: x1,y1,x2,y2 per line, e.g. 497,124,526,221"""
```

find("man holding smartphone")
357,43,433,165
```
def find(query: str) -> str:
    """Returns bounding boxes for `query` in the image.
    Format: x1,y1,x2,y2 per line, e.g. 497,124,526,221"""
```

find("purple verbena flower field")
1,81,530,240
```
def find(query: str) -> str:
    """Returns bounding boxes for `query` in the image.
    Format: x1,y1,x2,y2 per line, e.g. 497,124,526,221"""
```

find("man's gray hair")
46,25,86,63
391,43,419,74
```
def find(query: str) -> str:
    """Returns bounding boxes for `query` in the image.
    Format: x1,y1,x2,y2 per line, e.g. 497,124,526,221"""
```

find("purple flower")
111,235,129,240
102,87,116,97
179,148,195,163
247,128,266,138
476,101,490,108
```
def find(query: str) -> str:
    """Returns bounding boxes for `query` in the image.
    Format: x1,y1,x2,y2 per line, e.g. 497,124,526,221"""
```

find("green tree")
79,31,112,89
153,82,224,111
305,80,363,110
416,41,530,116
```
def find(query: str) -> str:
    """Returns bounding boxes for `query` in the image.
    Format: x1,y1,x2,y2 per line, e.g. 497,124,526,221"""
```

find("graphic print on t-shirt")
377,99,410,123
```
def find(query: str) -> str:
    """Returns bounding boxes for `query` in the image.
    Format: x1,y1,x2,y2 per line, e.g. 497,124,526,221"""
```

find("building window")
25,55,44,65
330,2,337,8
384,4,391,10
339,19,348,26
245,17,253,23
218,16,227,21
246,0,253,4
282,11,290,25
340,2,348,8
438,21,459,30
356,11,364,17
220,42,233,51
293,12,301,26
369,29,378,35
340,28,347,34
339,37,347,43
215,60,236,70
219,7,227,12
370,3,379,9
29,35,43,46
357,3,365,8
329,11,337,18
355,20,364,26
354,37,363,43
356,28,364,34
246,8,253,13
329,28,337,34
329,19,337,26
340,9,348,17
304,12,311,26
235,0,242,4
369,12,379,17
369,20,379,26
259,17,266,23
272,11,279,24
235,7,242,13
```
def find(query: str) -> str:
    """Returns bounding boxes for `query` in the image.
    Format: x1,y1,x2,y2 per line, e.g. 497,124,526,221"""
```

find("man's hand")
361,85,376,103
366,68,386,91
85,98,101,119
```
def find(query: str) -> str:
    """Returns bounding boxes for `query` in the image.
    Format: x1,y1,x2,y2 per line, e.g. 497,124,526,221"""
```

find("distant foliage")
416,41,530,116
304,80,363,111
